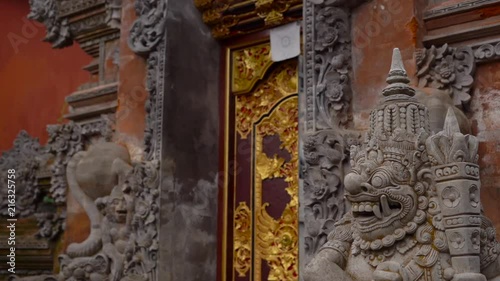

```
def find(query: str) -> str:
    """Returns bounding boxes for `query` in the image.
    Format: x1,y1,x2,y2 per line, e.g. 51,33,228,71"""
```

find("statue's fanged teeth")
351,196,402,220
380,195,392,217
373,203,382,219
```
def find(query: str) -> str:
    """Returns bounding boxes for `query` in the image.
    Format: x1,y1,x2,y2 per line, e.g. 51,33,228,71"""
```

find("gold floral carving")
254,96,299,280
255,0,301,26
232,43,273,94
235,59,298,138
256,154,285,180
194,0,302,39
234,202,252,277
230,42,298,280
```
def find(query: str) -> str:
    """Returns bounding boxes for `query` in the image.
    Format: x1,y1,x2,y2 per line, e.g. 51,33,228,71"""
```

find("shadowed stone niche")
302,48,500,281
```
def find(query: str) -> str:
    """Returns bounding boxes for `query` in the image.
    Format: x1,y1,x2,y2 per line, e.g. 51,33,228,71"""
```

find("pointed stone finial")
443,107,461,137
387,48,410,84
382,48,415,97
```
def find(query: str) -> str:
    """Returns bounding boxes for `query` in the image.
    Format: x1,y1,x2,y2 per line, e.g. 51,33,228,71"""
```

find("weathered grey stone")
158,0,220,280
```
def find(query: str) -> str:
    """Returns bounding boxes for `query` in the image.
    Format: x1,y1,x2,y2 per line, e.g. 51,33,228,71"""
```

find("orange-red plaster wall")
351,0,426,130
0,0,91,151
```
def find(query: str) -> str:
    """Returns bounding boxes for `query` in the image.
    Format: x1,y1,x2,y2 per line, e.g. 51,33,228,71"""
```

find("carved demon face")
344,150,419,242
107,195,128,223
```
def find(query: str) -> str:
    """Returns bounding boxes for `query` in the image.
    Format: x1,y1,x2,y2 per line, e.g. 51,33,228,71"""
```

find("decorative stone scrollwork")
0,131,41,217
474,41,500,62
301,130,350,264
143,43,165,162
122,160,160,281
301,0,366,265
0,131,66,241
47,118,113,205
128,0,168,55
308,5,353,130
34,210,66,240
28,0,71,48
118,2,167,281
416,44,476,108
59,254,111,281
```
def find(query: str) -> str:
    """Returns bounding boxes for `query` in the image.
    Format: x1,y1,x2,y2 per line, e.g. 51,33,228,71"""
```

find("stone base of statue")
453,273,486,281
304,251,352,281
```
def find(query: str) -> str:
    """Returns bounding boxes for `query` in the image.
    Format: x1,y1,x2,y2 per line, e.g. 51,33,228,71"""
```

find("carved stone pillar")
427,109,484,280
300,0,366,267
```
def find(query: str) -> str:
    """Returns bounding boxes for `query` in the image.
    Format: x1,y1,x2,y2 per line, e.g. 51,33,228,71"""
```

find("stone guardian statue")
303,49,500,281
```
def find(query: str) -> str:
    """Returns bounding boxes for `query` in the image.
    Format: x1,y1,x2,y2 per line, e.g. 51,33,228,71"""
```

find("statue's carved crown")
352,49,430,184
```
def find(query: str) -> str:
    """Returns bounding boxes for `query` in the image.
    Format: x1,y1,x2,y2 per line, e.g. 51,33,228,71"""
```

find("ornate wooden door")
219,38,299,281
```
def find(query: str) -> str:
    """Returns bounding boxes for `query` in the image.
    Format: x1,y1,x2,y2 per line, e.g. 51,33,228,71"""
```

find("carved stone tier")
64,83,118,122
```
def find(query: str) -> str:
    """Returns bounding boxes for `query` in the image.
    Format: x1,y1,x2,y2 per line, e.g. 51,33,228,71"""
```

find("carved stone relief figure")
304,49,500,281
58,142,133,281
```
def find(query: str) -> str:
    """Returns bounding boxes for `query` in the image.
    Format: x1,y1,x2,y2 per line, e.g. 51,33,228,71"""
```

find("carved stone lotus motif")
416,44,475,108
304,49,500,281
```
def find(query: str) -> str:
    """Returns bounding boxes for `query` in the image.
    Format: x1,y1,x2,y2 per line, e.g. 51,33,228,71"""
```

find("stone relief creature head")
343,49,432,246
96,185,129,224
27,0,51,21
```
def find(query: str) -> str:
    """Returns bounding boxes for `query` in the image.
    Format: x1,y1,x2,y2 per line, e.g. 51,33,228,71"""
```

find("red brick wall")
470,63,500,235
351,0,425,130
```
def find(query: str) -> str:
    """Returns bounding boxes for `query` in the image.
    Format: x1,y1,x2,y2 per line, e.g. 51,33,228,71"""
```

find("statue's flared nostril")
360,183,369,193
344,172,364,195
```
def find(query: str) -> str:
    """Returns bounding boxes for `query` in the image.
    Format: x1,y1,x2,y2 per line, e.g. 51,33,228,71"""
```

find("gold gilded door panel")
220,39,299,281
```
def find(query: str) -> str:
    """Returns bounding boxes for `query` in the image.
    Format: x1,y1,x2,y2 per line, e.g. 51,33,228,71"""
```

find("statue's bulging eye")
370,172,389,188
